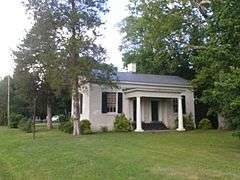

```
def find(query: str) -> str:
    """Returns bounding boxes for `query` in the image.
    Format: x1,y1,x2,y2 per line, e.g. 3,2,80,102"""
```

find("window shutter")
80,94,83,114
118,92,123,113
102,92,108,113
182,95,186,114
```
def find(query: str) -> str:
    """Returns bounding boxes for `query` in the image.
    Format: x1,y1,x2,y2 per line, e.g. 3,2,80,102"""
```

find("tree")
19,0,63,129
121,0,206,80
25,0,116,136
192,0,240,133
0,77,8,126
13,66,41,139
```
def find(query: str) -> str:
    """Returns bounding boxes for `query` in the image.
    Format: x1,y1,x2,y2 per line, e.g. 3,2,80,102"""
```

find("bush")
58,115,70,131
59,118,92,135
198,118,212,129
101,126,108,133
10,113,24,128
233,130,240,139
175,114,195,131
114,114,132,132
80,120,92,135
18,118,32,133
58,114,68,123
0,111,7,126
60,120,73,134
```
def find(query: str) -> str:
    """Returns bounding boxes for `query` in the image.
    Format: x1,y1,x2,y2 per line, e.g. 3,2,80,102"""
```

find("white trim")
119,81,192,89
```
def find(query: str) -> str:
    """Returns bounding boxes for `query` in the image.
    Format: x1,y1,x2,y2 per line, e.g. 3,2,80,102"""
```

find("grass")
0,127,240,180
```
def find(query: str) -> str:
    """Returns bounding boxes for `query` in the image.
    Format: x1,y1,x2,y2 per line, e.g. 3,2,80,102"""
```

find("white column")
135,97,144,132
177,97,185,131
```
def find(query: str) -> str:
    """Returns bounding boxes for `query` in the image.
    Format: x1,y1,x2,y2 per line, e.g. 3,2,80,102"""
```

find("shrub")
80,120,92,135
58,114,68,123
10,113,24,128
59,118,92,135
0,111,7,126
184,114,195,130
198,118,212,129
101,126,108,133
61,120,73,134
18,118,32,133
233,130,240,139
114,114,132,132
175,114,195,131
58,115,70,131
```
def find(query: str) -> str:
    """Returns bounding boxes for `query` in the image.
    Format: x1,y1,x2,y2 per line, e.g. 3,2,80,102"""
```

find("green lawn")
0,127,240,180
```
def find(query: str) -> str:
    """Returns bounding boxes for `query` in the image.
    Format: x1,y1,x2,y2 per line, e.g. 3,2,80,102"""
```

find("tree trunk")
46,98,53,129
71,79,81,136
218,113,227,130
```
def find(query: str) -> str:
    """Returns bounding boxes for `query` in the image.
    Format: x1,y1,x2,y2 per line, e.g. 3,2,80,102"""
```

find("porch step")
132,122,168,130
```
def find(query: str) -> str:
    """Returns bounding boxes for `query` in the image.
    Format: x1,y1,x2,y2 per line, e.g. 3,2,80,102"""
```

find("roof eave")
118,81,193,89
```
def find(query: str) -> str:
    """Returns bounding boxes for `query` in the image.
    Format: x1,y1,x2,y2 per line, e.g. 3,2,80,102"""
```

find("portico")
124,88,186,132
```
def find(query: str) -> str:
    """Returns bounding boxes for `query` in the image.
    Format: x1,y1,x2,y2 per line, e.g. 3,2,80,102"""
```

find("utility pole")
7,76,10,127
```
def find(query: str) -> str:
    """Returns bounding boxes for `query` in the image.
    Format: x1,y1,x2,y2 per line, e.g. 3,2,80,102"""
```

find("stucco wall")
79,84,90,120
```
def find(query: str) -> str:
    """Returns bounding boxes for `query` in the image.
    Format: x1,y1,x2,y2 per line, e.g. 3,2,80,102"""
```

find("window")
106,92,116,112
173,96,186,114
102,92,123,114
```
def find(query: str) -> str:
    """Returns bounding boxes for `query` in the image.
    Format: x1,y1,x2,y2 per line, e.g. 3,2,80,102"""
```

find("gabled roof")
117,72,189,86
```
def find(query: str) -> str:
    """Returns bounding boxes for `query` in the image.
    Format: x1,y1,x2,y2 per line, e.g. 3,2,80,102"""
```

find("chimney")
127,63,136,73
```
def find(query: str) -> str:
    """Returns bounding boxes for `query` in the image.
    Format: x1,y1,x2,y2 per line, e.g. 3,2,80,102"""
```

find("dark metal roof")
117,72,189,86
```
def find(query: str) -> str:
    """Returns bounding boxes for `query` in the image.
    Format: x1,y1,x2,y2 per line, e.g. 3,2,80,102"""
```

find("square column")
177,97,185,131
135,97,144,132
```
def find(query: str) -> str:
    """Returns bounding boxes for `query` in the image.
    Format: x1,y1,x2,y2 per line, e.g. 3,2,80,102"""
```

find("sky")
0,0,129,78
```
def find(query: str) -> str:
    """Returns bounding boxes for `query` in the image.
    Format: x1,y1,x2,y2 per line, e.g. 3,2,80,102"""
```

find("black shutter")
182,95,186,114
102,92,108,113
118,92,123,113
80,94,83,114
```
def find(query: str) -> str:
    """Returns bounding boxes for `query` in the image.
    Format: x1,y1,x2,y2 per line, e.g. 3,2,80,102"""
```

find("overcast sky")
0,0,129,78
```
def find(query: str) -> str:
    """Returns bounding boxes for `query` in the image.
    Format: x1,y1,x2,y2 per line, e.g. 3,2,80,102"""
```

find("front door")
133,99,136,122
151,101,159,122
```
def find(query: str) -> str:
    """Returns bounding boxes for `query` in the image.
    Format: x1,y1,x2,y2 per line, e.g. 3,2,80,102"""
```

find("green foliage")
60,120,73,134
58,115,68,124
59,116,72,134
10,113,24,128
80,120,92,135
175,114,195,131
0,77,8,126
18,118,32,133
0,112,7,126
184,114,195,131
198,118,212,130
191,0,240,131
233,130,240,139
59,119,92,135
121,0,204,79
114,114,132,132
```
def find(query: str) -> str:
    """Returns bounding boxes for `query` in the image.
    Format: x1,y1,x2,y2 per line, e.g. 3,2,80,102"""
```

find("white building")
79,64,195,132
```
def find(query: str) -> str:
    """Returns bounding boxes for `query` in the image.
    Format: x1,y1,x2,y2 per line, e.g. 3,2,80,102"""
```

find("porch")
124,87,186,132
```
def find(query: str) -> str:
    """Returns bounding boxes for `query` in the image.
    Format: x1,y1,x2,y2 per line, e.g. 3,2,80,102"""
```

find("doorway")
151,101,159,122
